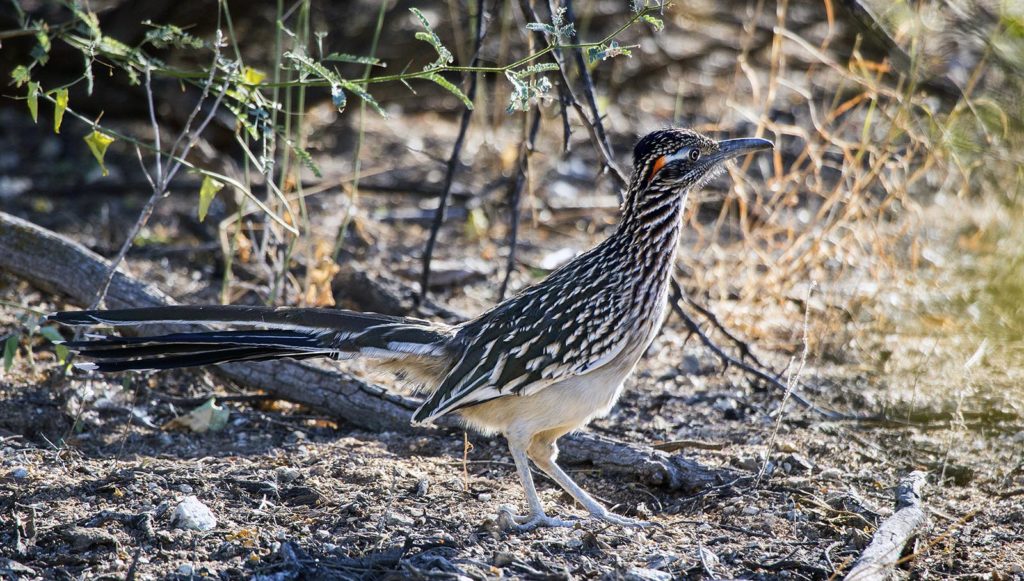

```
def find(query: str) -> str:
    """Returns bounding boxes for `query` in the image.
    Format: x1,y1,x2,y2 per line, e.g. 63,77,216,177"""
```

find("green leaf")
84,130,115,176
510,63,560,78
288,140,322,178
27,82,39,123
3,335,18,372
243,67,266,85
285,52,387,118
409,8,454,70
424,72,473,110
32,28,51,65
38,326,68,364
53,88,68,134
11,65,30,87
198,175,225,222
339,79,387,117
142,20,204,49
641,14,665,31
323,53,384,67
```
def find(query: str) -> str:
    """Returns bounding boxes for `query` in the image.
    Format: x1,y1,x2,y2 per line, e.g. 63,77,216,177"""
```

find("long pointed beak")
715,137,774,161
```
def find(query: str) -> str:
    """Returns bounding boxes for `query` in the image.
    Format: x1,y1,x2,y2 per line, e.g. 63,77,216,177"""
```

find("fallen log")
845,471,928,580
0,211,733,491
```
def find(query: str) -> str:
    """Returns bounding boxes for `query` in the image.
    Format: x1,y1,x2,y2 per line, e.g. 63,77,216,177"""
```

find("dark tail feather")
76,347,328,372
63,329,332,372
48,305,456,375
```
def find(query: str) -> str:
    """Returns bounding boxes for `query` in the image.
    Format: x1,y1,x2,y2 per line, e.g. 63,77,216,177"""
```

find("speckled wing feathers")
413,239,640,422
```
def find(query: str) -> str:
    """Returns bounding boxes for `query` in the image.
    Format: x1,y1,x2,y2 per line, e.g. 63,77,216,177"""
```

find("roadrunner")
49,128,772,530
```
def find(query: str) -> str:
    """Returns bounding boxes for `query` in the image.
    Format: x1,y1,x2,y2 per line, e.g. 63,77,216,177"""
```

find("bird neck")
617,183,689,257
602,183,689,309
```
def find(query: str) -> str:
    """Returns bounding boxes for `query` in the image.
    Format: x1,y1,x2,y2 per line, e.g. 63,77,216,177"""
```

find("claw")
497,506,576,532
588,509,653,528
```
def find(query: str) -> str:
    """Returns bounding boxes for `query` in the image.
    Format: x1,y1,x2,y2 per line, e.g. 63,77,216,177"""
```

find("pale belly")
457,291,670,439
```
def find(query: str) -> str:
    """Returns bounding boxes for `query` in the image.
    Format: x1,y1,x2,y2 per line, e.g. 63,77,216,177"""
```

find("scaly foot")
497,506,576,532
587,508,652,528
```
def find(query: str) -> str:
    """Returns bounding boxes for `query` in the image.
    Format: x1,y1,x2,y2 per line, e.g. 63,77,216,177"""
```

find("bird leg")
528,434,650,527
501,435,576,531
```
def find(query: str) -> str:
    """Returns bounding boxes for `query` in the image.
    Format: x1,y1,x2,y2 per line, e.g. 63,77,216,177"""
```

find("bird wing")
413,262,630,423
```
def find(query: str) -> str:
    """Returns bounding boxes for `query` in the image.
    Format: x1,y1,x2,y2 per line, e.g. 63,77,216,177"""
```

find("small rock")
413,478,429,497
385,512,414,527
171,496,217,531
177,484,193,494
493,551,516,567
540,248,578,270
0,559,35,576
178,564,194,575
820,468,843,481
625,567,673,581
64,526,118,550
783,453,813,473
275,466,301,483
741,506,760,516
477,493,492,502
736,457,760,472
8,467,28,479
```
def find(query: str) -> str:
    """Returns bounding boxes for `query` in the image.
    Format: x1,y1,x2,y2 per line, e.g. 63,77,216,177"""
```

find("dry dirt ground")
2,156,1024,580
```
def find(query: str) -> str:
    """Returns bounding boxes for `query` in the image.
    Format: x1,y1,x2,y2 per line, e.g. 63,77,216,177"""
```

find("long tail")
48,305,455,374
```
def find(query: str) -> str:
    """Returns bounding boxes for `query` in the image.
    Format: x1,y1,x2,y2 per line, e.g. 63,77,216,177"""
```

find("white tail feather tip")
73,362,98,371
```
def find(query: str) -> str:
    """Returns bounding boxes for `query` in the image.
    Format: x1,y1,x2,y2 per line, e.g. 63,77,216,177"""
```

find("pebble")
741,506,760,516
783,453,813,473
177,484,193,493
171,496,217,531
625,567,673,581
8,467,28,479
820,468,844,481
64,526,118,550
275,466,301,483
178,564,193,575
478,493,492,502
385,512,414,527
736,457,760,472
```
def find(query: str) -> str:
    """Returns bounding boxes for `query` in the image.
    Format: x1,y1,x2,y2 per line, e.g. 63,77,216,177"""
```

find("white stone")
171,496,217,531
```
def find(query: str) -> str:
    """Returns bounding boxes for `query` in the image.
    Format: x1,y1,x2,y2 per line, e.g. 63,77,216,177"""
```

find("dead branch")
844,471,928,581
0,211,733,491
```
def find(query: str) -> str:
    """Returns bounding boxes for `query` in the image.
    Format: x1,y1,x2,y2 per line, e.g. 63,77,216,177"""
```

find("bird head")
631,128,773,193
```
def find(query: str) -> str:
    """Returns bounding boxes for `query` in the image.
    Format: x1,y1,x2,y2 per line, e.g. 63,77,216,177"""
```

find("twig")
844,471,929,581
522,0,630,193
668,279,850,420
87,56,228,311
562,0,622,195
755,283,813,486
680,288,767,369
498,109,542,299
418,0,488,307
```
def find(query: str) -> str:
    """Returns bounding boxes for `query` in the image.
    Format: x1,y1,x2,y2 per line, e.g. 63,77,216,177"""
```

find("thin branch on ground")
844,471,929,581
680,288,767,369
668,279,849,420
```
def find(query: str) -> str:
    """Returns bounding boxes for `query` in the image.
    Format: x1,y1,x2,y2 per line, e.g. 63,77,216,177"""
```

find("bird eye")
688,148,701,161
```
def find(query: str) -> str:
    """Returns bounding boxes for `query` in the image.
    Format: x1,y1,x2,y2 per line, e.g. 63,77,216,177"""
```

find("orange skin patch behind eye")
647,155,668,184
